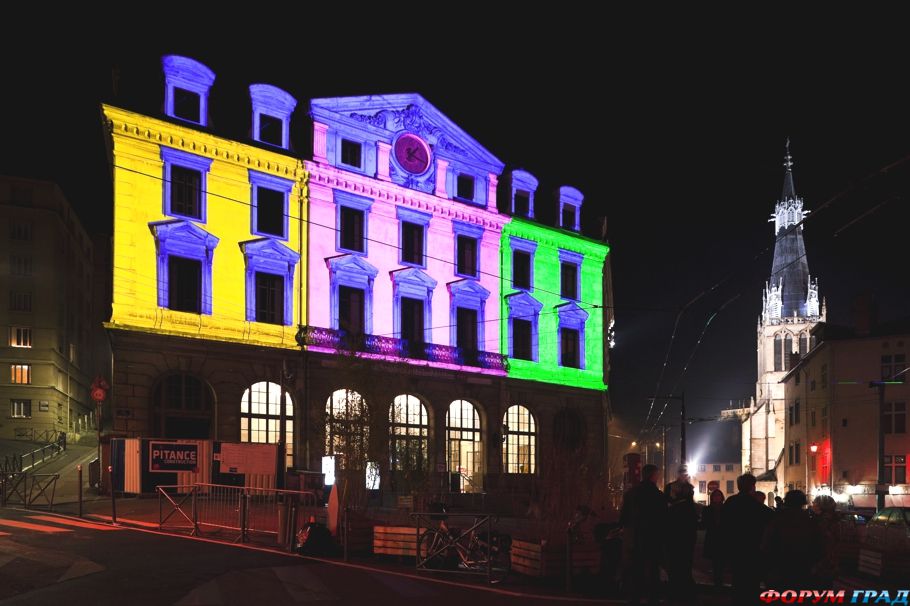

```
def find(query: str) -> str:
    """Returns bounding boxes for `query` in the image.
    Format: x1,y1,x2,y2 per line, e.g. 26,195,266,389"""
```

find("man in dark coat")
721,473,774,606
620,464,667,606
664,464,697,604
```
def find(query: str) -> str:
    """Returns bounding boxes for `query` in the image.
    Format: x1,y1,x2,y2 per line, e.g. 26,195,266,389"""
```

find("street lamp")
809,443,819,454
631,441,637,448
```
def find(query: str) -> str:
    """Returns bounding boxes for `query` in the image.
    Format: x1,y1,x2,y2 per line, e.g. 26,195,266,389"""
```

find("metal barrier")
0,472,59,509
1,442,64,475
411,511,509,584
156,483,318,547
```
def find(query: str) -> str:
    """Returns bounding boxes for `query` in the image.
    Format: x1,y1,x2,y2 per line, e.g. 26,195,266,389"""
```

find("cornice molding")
103,105,304,182
305,161,507,233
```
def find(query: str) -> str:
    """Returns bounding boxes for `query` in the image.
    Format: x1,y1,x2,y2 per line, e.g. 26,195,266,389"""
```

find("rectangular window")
10,364,31,384
788,405,793,426
725,464,734,471
10,221,32,241
173,87,201,122
401,297,425,345
258,114,282,146
697,464,706,472
795,441,801,465
10,255,32,276
560,262,578,299
788,445,793,465
885,455,908,484
456,235,478,277
560,328,580,368
255,272,283,325
340,139,362,168
456,174,474,200
401,221,424,266
811,409,816,427
514,191,530,217
9,291,32,311
338,286,365,336
726,480,734,494
713,464,721,472
11,399,31,418
10,327,32,348
168,256,202,313
256,186,284,237
170,165,202,219
821,364,828,389
795,400,800,424
456,307,478,353
562,205,576,230
884,402,907,434
883,354,908,382
339,206,364,253
513,250,531,290
698,480,706,493
513,318,532,361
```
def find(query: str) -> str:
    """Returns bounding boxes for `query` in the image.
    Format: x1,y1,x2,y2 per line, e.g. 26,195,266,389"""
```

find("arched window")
241,381,293,469
502,405,536,474
152,373,213,438
446,400,483,493
773,334,783,372
389,395,429,475
325,389,369,476
784,334,794,371
799,332,808,356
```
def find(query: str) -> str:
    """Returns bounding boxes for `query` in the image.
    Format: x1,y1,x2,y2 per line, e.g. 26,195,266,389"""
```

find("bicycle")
417,503,511,583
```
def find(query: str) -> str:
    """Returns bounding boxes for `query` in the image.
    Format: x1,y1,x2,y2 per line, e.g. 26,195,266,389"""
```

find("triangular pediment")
505,291,543,313
240,238,300,263
556,300,589,322
148,219,219,249
326,254,378,278
390,266,438,290
310,94,504,173
447,279,490,300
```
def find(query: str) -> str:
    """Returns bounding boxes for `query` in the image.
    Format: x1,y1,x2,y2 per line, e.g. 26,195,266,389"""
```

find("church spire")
782,138,796,201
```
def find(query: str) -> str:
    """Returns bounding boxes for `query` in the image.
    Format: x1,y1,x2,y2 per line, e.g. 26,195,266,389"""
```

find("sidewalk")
48,494,743,604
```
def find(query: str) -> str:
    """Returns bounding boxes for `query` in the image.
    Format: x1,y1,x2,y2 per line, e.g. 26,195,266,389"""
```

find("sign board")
149,441,198,472
218,443,276,475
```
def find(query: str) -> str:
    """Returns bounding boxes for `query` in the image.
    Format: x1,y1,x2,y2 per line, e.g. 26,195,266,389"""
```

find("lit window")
699,480,707,493
325,389,369,474
10,327,31,348
447,400,483,493
389,395,429,473
503,405,536,474
241,381,294,469
10,364,31,384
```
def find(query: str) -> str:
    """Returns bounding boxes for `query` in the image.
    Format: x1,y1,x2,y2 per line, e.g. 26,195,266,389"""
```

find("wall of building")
103,105,307,350
691,462,742,504
500,218,608,390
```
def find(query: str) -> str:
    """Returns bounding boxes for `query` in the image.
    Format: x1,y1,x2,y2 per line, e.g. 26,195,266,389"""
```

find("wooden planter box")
510,538,601,577
373,525,419,557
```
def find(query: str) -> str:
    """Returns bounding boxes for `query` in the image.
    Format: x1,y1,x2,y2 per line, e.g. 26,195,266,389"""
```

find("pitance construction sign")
149,441,199,472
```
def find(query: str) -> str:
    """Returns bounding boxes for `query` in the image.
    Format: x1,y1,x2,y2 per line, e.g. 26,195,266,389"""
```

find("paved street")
0,508,616,605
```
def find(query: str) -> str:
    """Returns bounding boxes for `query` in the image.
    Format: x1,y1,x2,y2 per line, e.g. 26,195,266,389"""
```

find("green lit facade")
501,218,609,390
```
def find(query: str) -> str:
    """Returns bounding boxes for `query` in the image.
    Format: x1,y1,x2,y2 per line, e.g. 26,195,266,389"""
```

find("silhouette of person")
620,464,667,606
763,490,823,589
664,464,697,604
700,489,726,587
721,473,774,606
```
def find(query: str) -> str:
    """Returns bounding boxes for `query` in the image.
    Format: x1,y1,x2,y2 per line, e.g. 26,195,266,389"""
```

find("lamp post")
647,393,686,465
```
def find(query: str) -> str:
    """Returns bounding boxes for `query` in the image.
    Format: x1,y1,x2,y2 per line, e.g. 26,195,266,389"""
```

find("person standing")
762,490,823,589
811,495,840,588
620,464,667,606
721,473,774,606
664,464,697,604
700,489,726,588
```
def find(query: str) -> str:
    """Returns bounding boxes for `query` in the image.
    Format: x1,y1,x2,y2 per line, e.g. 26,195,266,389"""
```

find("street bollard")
109,466,117,525
77,464,83,518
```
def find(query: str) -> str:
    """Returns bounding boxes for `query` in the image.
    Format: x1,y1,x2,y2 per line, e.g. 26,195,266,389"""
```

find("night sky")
4,26,910,464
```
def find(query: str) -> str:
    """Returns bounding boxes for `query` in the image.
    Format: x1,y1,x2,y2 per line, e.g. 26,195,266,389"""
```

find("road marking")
27,515,122,531
0,519,72,533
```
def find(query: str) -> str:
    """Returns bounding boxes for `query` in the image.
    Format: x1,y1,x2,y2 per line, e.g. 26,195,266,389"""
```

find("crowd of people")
619,463,841,605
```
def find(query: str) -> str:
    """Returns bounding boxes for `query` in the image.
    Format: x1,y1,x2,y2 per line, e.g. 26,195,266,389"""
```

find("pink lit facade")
303,95,507,375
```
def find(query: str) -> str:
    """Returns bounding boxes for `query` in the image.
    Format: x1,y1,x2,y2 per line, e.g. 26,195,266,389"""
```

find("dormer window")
249,84,297,150
509,170,538,218
558,185,583,232
457,174,475,201
162,55,215,127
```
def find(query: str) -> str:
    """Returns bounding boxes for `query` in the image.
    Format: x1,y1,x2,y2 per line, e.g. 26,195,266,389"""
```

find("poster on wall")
218,443,276,475
150,441,199,473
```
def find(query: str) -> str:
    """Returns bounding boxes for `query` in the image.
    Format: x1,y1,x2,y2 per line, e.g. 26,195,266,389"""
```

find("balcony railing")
297,326,508,372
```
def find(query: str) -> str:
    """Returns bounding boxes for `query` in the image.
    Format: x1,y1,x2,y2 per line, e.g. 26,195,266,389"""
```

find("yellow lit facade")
102,105,307,349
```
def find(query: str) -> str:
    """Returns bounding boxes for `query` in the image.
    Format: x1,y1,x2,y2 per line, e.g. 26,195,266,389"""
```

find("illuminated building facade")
0,177,101,441
103,58,613,503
